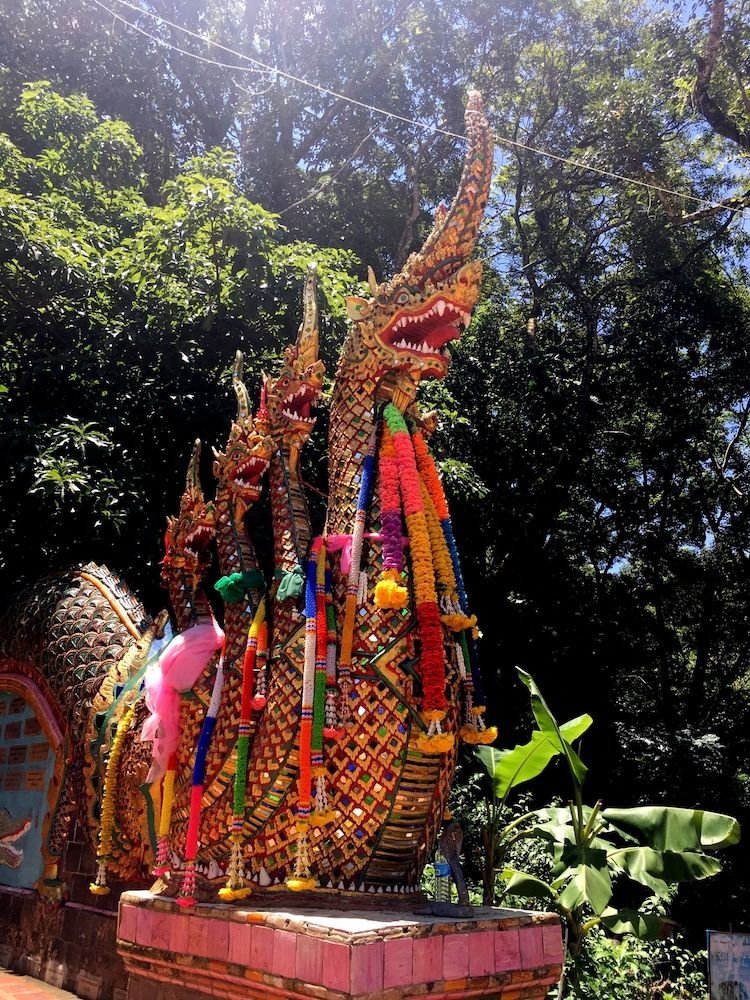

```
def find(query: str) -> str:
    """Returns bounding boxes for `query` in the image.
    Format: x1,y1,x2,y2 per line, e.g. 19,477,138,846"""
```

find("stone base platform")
118,890,564,999
0,884,128,1000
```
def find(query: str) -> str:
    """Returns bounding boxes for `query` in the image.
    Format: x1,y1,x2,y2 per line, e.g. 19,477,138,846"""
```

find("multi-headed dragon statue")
0,92,493,904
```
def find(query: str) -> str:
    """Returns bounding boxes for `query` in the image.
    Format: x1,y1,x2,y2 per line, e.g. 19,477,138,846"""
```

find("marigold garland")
412,427,495,744
456,631,497,745
90,703,137,895
383,404,451,749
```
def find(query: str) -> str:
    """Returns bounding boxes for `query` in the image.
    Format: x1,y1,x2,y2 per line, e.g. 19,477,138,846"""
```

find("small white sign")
708,930,750,1000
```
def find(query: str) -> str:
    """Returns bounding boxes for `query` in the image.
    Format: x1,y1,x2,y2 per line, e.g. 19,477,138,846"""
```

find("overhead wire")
87,0,748,218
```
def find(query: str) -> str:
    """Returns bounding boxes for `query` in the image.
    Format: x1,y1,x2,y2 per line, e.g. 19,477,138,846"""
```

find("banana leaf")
476,711,592,799
602,806,740,852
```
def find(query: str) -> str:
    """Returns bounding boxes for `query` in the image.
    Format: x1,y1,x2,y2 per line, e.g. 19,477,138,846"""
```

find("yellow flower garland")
90,703,136,895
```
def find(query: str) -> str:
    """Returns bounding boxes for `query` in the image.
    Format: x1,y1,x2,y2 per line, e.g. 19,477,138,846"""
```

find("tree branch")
692,0,750,154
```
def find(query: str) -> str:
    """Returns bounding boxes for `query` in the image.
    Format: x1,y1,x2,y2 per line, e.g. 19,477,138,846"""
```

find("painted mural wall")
0,690,58,888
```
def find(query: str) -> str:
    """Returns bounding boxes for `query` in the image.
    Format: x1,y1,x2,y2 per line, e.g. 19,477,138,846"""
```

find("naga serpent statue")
0,91,494,905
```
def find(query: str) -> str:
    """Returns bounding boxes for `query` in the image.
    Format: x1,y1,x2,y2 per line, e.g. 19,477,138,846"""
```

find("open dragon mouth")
281,383,319,424
232,455,270,494
381,297,471,366
184,524,213,559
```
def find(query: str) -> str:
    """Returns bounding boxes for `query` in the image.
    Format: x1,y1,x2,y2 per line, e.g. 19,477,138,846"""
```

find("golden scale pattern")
0,565,150,864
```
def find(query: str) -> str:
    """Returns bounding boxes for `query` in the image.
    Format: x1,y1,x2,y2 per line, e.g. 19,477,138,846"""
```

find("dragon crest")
212,352,275,511
262,263,325,472
343,92,492,405
161,439,216,592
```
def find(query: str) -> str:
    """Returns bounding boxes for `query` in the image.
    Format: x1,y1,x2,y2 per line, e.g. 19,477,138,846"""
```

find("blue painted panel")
0,691,57,888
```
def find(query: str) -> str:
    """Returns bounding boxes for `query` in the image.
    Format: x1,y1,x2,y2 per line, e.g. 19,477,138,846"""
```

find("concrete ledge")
118,892,564,999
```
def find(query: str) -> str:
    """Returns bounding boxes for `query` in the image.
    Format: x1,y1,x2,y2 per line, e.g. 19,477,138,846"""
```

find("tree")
0,81,358,608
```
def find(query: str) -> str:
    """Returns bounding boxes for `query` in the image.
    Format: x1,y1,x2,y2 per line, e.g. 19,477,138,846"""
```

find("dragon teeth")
282,408,314,423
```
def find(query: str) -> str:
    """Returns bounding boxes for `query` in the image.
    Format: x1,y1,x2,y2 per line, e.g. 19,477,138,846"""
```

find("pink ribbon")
327,532,409,574
141,618,224,782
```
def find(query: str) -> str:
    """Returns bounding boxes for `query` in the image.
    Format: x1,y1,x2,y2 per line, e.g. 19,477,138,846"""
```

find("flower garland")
418,470,476,633
374,425,408,609
336,427,377,723
411,428,496,746
383,403,452,752
90,703,137,895
287,537,322,891
219,599,266,901
177,644,226,907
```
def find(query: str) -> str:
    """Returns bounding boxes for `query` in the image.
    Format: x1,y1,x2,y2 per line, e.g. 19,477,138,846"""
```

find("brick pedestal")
117,891,564,999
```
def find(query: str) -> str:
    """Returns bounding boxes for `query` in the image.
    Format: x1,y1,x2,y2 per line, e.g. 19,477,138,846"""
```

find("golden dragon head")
212,351,275,511
161,439,216,592
262,263,325,473
343,92,493,404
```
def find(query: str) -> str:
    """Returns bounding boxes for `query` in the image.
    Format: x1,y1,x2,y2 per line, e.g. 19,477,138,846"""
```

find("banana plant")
477,670,740,991
474,685,592,904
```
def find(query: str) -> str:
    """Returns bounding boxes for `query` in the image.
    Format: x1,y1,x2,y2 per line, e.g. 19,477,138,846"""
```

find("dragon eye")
395,291,409,306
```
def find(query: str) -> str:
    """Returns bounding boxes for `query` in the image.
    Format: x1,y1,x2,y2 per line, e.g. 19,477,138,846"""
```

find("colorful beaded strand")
336,428,377,722
311,540,335,825
219,598,266,900
177,645,226,907
286,538,321,891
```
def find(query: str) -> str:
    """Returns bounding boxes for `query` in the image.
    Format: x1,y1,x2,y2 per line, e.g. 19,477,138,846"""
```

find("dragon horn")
297,263,319,369
395,91,493,288
232,350,251,419
185,439,203,499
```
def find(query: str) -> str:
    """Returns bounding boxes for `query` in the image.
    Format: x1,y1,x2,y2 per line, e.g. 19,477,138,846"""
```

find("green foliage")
488,671,739,992
0,83,358,601
572,931,708,1000
473,698,592,906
